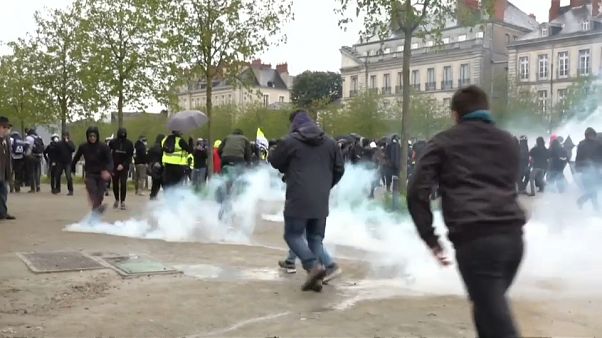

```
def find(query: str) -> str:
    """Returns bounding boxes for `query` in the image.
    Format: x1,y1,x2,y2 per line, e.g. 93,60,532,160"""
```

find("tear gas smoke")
67,104,602,297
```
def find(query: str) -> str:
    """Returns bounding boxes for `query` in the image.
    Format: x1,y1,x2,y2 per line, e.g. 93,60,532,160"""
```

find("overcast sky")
0,0,556,75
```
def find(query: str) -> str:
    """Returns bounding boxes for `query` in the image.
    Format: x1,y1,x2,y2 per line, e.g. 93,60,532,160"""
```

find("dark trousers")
56,163,74,193
518,166,530,192
112,169,128,202
85,175,106,210
163,164,186,188
27,156,41,191
150,176,162,199
529,168,545,194
12,159,25,192
283,217,326,271
456,232,523,338
0,182,8,218
49,162,61,193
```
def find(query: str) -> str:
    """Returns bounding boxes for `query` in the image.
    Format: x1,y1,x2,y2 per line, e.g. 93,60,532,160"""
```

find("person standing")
384,135,401,192
407,86,526,338
56,131,75,195
161,130,192,188
269,110,345,292
25,129,44,193
72,126,113,215
528,136,549,196
575,127,602,210
109,128,134,210
134,135,149,196
0,117,16,220
212,140,222,175
191,138,209,190
9,131,28,193
148,134,165,200
44,134,61,194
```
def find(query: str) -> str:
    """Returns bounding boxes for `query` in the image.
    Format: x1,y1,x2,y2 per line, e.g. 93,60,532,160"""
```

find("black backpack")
162,135,176,154
32,136,45,155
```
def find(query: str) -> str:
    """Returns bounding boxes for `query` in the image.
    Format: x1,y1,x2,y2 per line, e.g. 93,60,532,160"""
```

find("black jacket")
529,145,550,170
72,127,113,176
385,138,402,170
549,142,568,172
192,147,208,169
269,121,345,219
110,128,134,169
56,139,76,164
44,142,61,164
134,140,148,165
575,138,602,172
407,120,526,249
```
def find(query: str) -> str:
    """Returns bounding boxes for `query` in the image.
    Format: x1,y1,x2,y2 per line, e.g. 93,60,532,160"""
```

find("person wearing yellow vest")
161,130,192,188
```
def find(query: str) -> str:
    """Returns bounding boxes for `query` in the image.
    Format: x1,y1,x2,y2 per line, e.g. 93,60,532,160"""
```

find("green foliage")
500,84,547,135
556,77,602,124
291,71,343,108
408,93,452,139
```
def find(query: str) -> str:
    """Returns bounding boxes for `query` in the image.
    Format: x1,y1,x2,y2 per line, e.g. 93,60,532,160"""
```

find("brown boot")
301,265,326,292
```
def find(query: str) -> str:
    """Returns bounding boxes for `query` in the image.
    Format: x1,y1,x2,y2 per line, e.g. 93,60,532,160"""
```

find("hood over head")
10,131,21,139
86,126,100,143
290,111,324,146
117,128,127,139
536,136,545,148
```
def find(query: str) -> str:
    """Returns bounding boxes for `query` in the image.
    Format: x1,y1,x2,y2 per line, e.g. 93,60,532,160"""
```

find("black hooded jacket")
269,113,345,219
549,140,568,172
575,138,602,172
72,127,113,176
518,139,529,169
57,137,76,164
529,137,550,170
110,128,134,169
134,139,148,164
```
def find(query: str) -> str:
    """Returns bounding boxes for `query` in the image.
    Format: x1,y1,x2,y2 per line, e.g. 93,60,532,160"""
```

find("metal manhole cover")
17,252,106,273
100,255,180,277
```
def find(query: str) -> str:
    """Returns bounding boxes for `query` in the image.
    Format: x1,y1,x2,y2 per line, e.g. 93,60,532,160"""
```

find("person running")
44,134,61,194
134,135,149,196
72,126,113,215
56,132,76,195
219,129,251,170
109,128,134,210
528,136,549,196
161,130,192,188
575,127,602,210
0,117,16,220
269,110,345,292
407,86,526,338
148,134,165,200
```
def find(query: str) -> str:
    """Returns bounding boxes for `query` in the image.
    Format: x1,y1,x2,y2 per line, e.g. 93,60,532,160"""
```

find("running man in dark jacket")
407,86,526,338
269,110,345,292
528,137,549,196
72,126,113,215
109,128,134,210
575,127,602,210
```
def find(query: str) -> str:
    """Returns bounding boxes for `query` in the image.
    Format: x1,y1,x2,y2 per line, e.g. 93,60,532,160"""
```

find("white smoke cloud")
66,111,602,297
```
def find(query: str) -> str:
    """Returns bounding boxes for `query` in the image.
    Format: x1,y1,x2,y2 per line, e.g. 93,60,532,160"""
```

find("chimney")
594,0,600,16
493,0,507,21
529,13,536,20
464,0,479,11
549,0,561,21
276,63,289,74
251,59,262,67
570,0,585,8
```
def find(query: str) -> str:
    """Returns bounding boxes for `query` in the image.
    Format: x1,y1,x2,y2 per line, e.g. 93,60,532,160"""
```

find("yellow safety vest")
162,136,188,166
187,153,194,169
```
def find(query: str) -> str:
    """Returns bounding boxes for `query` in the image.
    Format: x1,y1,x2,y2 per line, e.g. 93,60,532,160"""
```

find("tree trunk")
399,30,413,196
117,85,124,129
206,75,214,178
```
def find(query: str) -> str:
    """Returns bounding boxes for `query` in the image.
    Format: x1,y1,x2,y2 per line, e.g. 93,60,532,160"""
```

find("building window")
263,94,269,107
579,49,590,76
411,70,420,91
459,63,470,87
426,41,434,47
538,90,548,115
442,37,450,44
443,66,453,90
279,96,285,103
411,42,419,49
383,73,391,94
370,75,377,89
541,27,548,37
426,68,436,91
538,54,549,80
458,34,467,42
519,56,529,81
351,76,358,91
582,20,590,31
396,71,402,92
384,47,391,54
558,51,569,78
476,31,484,38
558,89,567,104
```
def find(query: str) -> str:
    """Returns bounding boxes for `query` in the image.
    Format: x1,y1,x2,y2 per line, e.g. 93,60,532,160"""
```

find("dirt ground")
0,186,600,337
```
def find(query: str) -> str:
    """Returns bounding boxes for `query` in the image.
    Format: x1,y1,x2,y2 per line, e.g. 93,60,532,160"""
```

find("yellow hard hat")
213,139,222,148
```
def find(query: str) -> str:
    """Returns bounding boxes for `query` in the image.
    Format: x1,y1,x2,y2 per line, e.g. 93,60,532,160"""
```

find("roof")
249,68,288,90
504,2,539,31
518,3,600,41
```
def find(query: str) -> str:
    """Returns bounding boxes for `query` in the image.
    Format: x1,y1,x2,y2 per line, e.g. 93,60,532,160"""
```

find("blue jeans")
285,241,334,267
284,217,326,271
